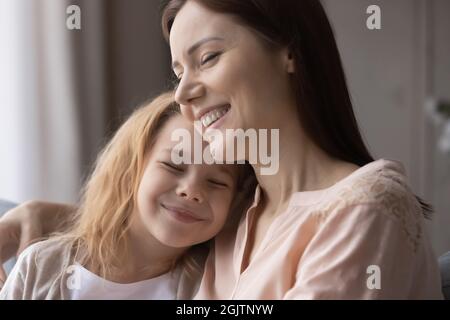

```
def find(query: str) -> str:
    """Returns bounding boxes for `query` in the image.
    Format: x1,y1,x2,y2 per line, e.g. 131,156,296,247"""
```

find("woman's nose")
174,73,205,109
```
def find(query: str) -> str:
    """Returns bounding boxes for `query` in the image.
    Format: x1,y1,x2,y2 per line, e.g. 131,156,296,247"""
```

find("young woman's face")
169,1,296,158
135,114,238,248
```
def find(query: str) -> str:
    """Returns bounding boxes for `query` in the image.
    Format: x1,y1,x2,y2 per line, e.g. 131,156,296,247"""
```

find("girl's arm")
0,201,75,285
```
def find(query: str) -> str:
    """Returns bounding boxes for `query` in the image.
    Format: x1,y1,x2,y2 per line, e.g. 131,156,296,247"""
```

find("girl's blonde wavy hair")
50,91,185,279
46,90,257,282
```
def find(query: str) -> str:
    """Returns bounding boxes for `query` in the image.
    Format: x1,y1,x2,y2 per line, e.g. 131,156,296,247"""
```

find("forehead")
152,114,207,155
169,1,238,56
154,114,194,147
153,115,239,179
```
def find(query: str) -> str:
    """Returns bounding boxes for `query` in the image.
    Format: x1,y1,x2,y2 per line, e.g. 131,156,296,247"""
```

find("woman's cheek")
207,58,239,91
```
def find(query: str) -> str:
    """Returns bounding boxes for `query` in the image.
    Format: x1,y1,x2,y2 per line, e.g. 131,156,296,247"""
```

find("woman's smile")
199,104,231,128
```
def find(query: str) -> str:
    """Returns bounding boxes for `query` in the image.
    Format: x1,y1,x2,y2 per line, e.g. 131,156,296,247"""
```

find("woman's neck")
252,117,358,217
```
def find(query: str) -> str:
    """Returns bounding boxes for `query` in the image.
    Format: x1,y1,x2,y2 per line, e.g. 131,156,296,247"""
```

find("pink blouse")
195,159,443,299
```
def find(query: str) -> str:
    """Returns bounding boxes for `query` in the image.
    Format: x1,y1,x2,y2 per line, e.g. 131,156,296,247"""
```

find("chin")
167,241,191,249
158,236,192,249
158,228,203,248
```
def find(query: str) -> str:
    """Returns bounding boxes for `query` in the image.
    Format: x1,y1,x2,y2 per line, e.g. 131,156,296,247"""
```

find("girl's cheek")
210,190,233,209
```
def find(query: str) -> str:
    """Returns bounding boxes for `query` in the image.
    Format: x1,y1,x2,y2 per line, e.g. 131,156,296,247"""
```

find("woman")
0,0,443,299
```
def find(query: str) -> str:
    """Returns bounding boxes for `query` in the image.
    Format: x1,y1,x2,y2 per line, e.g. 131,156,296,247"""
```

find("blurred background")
0,0,449,255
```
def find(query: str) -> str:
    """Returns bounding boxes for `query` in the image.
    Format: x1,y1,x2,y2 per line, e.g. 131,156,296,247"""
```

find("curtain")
0,0,170,204
0,0,109,203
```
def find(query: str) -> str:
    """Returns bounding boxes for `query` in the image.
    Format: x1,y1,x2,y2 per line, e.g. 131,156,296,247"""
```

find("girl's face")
169,1,296,157
135,114,238,248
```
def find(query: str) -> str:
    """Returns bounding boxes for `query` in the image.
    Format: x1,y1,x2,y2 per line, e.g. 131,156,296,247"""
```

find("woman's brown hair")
161,0,432,218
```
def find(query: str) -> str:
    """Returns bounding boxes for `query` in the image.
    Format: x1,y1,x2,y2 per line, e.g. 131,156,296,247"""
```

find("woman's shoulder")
316,159,424,250
328,159,419,210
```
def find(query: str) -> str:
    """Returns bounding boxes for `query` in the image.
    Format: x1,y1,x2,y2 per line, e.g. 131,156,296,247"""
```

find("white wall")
430,0,450,256
322,0,450,255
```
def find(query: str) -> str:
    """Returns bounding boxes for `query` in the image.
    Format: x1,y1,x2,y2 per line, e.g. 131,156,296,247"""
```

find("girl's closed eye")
160,161,184,173
207,178,229,189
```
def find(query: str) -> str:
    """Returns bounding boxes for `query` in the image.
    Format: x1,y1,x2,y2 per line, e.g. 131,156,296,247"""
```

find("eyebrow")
171,36,225,71
216,166,237,183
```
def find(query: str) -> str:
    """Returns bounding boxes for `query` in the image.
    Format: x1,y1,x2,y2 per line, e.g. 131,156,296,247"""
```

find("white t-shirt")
0,240,198,300
69,264,181,300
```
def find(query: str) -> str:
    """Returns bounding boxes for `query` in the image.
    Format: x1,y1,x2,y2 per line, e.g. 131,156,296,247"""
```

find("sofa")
0,200,18,274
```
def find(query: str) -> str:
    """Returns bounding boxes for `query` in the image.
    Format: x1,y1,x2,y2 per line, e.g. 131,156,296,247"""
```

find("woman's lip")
161,204,203,224
204,107,230,131
197,104,230,122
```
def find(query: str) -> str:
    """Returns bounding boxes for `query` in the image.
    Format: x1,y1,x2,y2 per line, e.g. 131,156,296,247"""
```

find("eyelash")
162,161,183,173
200,52,221,66
208,179,229,188
173,78,180,90
162,162,229,188
173,52,221,83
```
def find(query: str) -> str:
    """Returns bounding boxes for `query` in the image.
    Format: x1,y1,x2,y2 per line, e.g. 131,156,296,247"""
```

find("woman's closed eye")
172,74,182,89
200,52,221,66
172,52,221,85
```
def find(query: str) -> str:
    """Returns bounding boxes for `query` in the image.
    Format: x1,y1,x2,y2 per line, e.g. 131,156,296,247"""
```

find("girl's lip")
161,204,204,224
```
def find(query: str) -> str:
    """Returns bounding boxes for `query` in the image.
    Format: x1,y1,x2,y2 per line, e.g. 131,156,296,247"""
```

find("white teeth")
200,105,230,128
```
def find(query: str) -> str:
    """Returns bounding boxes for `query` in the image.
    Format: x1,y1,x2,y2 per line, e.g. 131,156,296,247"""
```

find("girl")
0,91,254,299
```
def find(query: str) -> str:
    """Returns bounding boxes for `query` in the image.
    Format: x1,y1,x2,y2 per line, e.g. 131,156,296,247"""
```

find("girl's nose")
175,180,204,204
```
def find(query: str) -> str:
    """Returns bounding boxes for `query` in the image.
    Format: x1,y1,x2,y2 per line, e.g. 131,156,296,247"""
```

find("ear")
282,49,295,74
